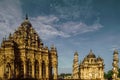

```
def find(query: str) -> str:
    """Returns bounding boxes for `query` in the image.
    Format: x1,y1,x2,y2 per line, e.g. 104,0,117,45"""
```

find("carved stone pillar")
23,61,26,78
100,68,101,78
53,64,58,79
8,65,11,79
45,62,49,79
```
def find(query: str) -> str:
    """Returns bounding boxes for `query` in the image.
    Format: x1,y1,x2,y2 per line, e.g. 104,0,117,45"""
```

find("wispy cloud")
30,15,103,40
0,0,22,40
53,0,95,20
31,16,70,40
60,21,103,36
0,0,103,41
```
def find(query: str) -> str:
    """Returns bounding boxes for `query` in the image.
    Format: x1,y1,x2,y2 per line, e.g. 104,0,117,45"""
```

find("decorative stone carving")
0,16,58,80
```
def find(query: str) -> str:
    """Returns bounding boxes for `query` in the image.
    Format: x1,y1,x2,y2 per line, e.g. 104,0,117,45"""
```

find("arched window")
42,61,46,78
27,59,32,77
35,60,39,78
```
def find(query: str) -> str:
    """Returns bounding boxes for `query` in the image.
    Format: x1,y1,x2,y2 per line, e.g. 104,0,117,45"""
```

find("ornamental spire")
26,14,28,20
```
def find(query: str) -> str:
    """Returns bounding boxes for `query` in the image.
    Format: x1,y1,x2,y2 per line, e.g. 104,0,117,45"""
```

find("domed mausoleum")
0,16,58,80
72,50,104,80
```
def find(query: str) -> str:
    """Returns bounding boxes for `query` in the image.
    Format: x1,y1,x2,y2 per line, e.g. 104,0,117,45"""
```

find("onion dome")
87,49,96,58
83,57,88,63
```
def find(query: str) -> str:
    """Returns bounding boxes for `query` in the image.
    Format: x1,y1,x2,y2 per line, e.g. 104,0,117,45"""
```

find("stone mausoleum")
72,50,104,80
0,16,58,80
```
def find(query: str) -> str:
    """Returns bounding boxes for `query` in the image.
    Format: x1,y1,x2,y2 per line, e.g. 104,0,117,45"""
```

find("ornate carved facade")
72,50,104,80
0,16,58,80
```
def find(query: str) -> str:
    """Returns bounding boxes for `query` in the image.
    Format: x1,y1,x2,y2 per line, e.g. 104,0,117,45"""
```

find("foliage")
104,70,113,79
118,68,120,77
104,68,120,79
59,73,71,78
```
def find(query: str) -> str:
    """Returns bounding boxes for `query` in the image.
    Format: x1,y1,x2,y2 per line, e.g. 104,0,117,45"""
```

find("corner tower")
72,51,79,79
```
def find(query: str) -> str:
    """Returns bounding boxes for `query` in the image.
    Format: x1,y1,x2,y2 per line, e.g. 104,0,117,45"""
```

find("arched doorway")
27,59,32,77
5,63,11,79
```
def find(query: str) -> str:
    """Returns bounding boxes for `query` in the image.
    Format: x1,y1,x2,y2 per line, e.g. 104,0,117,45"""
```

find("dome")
97,56,103,61
87,50,96,58
114,49,118,54
83,57,88,63
74,51,78,56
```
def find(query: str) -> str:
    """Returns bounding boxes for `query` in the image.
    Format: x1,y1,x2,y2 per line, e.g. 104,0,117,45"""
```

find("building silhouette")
72,50,104,80
0,16,58,80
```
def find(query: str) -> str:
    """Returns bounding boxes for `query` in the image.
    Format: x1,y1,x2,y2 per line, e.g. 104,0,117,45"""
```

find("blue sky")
0,0,120,74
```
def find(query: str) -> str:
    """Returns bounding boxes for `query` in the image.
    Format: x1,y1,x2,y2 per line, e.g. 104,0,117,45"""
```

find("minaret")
112,49,119,80
72,51,79,79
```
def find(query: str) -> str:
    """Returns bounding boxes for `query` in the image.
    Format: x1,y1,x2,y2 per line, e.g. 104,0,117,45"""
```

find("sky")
0,0,120,74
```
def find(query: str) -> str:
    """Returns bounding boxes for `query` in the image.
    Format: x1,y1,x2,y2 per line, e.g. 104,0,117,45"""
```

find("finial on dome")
114,49,118,54
26,14,28,20
51,44,55,49
3,37,5,41
90,49,92,52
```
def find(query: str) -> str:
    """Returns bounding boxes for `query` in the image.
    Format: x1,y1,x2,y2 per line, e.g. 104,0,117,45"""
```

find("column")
53,65,58,79
46,62,49,79
100,68,101,78
8,67,11,79
23,61,26,78
32,60,35,78
39,61,42,79
10,65,13,78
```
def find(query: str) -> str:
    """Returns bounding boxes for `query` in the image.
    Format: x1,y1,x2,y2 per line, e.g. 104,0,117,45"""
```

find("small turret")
25,14,28,20
51,45,56,51
9,33,12,40
97,56,103,61
50,45,57,56
87,49,96,58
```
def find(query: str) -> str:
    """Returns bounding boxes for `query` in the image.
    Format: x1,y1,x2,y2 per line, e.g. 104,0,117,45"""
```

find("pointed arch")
35,60,39,78
26,59,32,77
5,63,11,79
